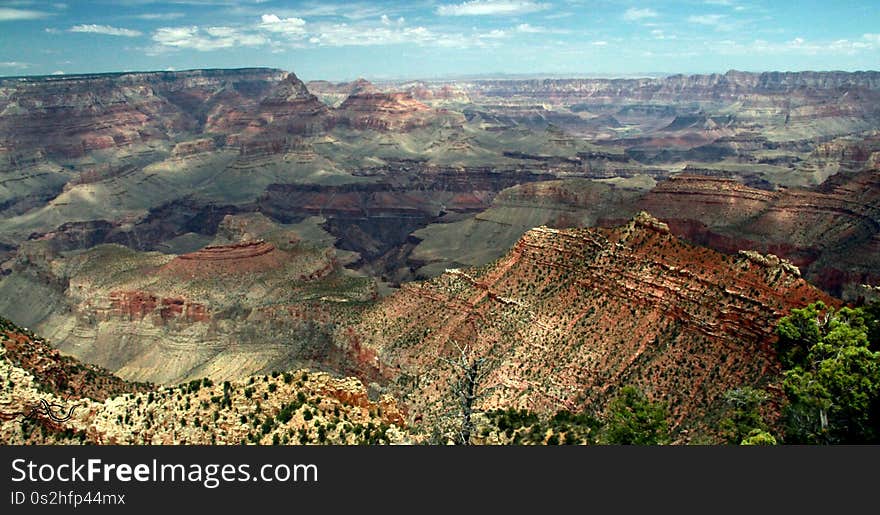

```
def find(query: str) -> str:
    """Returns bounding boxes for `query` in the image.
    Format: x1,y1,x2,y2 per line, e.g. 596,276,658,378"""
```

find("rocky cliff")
336,91,437,131
340,213,834,438
0,68,287,159
0,213,376,384
462,70,880,103
209,72,331,142
636,171,880,297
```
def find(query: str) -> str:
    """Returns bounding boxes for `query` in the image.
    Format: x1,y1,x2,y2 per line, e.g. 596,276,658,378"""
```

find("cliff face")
0,213,377,384
805,132,880,176
461,70,880,148
462,70,880,102
336,91,436,131
340,213,834,436
307,78,377,107
0,68,288,159
636,172,880,297
0,77,186,159
209,72,331,141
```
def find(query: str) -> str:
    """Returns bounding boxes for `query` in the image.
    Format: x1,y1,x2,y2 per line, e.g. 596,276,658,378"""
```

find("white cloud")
687,14,735,31
513,23,568,34
705,0,747,10
863,33,880,43
0,7,50,21
543,11,572,20
380,14,405,26
308,23,436,47
481,29,507,39
623,8,657,21
516,23,542,33
650,29,678,40
152,25,266,51
51,70,65,75
70,24,143,37
305,21,509,49
150,12,526,53
0,61,31,68
688,14,724,25
259,14,306,35
592,40,608,46
437,1,548,17
135,13,185,20
230,3,387,21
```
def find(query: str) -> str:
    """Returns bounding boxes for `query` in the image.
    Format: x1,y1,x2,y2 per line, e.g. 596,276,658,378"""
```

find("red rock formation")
109,291,157,320
170,138,215,157
161,240,285,278
342,213,835,435
635,172,880,297
317,381,405,426
211,72,331,143
108,291,208,323
0,68,286,159
336,91,434,131
178,240,275,261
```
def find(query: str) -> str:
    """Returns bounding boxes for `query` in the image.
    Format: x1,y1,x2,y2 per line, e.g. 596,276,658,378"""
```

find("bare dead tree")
439,340,491,445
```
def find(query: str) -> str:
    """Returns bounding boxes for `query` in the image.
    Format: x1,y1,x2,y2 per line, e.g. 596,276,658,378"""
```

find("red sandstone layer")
340,213,834,435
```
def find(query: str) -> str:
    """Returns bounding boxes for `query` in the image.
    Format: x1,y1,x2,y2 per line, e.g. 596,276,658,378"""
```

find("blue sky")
0,1,878,80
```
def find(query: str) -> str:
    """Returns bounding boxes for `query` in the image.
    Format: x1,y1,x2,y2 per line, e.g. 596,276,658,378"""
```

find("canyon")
1,67,879,443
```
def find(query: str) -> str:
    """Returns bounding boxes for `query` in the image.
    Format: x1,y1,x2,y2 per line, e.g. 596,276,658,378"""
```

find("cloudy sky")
0,1,878,80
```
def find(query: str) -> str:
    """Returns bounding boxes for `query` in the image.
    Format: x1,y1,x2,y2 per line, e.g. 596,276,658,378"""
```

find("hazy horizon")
4,66,880,84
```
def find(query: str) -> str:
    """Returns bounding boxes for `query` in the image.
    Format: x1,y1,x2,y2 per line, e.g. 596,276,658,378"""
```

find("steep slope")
208,72,331,142
0,317,405,445
0,68,287,159
339,213,835,437
463,70,880,106
407,177,650,278
307,78,376,107
0,213,376,384
636,171,880,298
335,90,441,131
0,316,149,402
